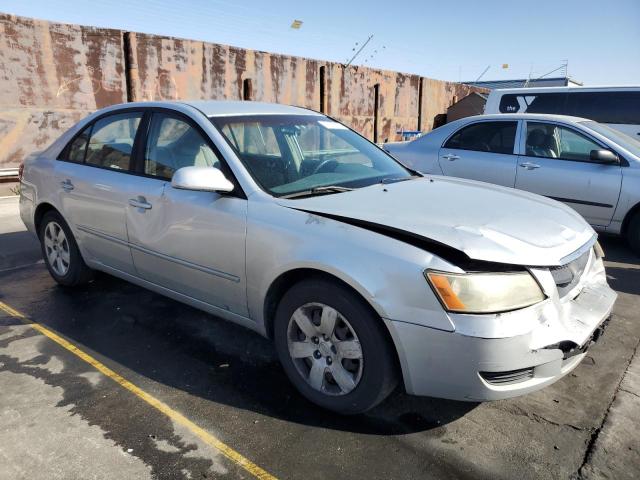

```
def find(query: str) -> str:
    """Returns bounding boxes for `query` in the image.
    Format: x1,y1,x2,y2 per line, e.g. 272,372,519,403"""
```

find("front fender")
245,200,456,333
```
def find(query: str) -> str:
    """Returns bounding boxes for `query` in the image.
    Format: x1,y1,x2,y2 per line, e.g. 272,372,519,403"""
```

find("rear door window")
85,112,142,171
444,121,517,154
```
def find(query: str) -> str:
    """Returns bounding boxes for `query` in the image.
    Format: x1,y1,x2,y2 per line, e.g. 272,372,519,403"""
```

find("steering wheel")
312,159,339,174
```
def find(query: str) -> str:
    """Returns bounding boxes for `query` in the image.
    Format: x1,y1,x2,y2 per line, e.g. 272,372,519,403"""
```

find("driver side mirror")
590,149,619,164
171,166,234,193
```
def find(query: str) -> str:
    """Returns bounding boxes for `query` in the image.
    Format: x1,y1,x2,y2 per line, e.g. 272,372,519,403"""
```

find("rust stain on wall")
0,13,487,168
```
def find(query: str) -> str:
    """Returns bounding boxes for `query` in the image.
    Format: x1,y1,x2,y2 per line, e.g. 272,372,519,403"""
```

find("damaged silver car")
19,101,617,414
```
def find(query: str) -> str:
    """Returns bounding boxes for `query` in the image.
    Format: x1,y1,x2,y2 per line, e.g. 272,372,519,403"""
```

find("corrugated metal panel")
0,13,488,169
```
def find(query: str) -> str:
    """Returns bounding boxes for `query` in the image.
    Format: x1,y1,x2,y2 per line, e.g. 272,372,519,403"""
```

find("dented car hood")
277,176,595,267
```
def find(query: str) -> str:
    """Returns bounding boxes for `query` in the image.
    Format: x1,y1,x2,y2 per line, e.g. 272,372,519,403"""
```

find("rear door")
437,120,519,187
515,121,622,227
55,110,144,274
124,110,248,316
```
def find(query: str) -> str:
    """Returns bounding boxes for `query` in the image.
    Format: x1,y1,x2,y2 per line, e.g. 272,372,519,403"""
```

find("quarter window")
444,121,517,154
85,112,142,170
61,126,91,163
145,113,221,180
525,122,603,162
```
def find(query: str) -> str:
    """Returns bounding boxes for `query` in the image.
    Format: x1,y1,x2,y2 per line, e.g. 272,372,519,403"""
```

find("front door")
437,120,519,187
125,111,248,316
515,121,622,227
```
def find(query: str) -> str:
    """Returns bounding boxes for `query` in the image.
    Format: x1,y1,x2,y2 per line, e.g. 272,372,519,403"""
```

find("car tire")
39,211,93,286
627,212,640,257
274,278,398,414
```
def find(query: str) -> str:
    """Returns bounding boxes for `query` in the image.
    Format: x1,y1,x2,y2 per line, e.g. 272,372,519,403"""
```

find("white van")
484,86,640,138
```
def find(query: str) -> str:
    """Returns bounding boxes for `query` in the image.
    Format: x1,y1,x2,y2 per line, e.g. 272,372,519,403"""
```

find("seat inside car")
526,129,558,158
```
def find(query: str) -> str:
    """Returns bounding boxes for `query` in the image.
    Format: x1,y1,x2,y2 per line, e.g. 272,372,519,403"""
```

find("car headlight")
425,270,546,314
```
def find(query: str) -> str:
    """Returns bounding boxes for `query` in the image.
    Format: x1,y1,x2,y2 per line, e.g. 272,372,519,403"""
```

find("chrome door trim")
77,224,241,283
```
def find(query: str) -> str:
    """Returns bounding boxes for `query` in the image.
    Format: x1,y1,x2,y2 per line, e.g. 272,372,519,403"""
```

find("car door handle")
128,196,152,210
442,154,460,161
60,179,74,191
519,162,541,170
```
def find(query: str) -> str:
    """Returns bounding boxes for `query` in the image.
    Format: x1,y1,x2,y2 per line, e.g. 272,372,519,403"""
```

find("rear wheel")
627,212,640,257
274,279,398,414
39,211,93,286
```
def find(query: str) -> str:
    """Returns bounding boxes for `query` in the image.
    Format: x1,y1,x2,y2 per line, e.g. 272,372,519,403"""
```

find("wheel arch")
34,202,61,235
262,268,403,381
621,201,640,237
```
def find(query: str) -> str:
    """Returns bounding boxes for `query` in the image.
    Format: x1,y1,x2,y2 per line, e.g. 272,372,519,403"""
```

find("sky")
2,0,639,85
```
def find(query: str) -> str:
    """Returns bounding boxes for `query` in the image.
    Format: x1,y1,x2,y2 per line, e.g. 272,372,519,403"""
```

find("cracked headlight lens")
425,270,546,313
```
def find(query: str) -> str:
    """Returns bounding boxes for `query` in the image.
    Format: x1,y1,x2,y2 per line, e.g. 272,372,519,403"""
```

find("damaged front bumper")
385,248,617,401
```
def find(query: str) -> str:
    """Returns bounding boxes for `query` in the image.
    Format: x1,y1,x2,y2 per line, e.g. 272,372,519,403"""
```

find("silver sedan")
19,101,616,413
384,113,640,255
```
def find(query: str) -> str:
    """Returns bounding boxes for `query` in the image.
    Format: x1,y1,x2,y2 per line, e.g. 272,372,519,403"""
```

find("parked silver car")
384,114,640,255
19,101,616,413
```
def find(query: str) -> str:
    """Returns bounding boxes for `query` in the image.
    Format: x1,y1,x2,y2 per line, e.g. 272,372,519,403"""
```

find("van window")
444,121,517,154
566,92,640,125
498,93,567,114
499,91,640,125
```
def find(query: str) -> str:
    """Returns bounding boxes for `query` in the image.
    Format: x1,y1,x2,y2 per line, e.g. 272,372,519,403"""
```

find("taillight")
18,163,24,181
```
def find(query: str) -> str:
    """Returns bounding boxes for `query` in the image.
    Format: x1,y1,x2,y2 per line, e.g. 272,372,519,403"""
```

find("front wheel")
39,211,93,286
274,279,398,414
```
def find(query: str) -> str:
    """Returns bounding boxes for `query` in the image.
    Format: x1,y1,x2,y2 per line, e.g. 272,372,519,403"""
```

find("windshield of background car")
210,114,412,196
581,121,640,158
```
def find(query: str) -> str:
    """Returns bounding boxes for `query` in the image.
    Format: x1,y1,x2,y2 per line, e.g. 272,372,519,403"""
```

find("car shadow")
0,230,41,271
16,268,476,436
599,236,640,295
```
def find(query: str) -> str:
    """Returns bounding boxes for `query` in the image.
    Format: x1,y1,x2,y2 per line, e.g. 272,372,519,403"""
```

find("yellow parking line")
0,301,278,480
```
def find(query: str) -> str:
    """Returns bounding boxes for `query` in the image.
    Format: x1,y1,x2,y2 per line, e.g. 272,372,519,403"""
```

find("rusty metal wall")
0,13,486,169
0,14,126,169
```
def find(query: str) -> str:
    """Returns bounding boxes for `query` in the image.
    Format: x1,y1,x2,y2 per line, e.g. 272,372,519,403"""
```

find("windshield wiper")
281,185,354,199
311,185,354,193
380,175,421,184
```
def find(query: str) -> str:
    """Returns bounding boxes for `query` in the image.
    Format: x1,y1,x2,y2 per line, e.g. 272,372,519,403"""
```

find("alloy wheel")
44,221,70,276
287,302,364,396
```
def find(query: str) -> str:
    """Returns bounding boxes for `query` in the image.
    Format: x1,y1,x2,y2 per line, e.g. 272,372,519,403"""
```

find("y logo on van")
500,95,537,113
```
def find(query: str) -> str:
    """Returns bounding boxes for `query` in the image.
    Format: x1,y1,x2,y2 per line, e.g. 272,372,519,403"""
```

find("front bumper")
385,252,617,401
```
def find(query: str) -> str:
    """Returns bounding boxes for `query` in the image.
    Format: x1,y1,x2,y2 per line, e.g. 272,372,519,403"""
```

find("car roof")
180,100,322,117
490,85,640,94
461,113,592,123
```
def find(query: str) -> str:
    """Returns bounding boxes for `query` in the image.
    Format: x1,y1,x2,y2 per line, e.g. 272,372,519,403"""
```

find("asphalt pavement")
1,195,638,480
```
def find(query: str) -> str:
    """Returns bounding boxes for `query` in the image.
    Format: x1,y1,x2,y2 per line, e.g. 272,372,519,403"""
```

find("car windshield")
210,114,413,197
582,121,640,158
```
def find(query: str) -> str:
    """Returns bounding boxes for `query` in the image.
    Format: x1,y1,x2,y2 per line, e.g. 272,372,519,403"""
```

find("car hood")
277,176,595,267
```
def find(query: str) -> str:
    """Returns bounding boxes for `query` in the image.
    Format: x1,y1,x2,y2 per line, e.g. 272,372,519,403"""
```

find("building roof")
461,77,582,90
